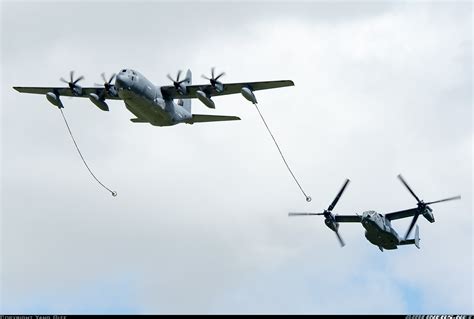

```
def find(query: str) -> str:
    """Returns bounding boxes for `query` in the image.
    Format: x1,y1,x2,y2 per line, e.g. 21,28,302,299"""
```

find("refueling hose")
253,102,311,202
59,107,117,197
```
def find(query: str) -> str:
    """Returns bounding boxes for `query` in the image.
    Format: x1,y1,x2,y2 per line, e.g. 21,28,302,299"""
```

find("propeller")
95,73,117,97
60,70,84,91
288,212,324,216
202,67,225,91
289,179,350,247
328,179,350,212
334,230,345,247
167,70,189,94
424,196,461,205
398,174,461,239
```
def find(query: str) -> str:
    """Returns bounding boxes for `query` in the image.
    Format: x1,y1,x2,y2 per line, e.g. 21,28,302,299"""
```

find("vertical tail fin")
398,225,420,249
181,69,192,113
414,225,420,249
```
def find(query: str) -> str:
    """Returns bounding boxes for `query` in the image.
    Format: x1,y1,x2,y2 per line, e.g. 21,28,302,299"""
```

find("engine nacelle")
46,92,63,108
89,93,109,111
196,90,215,109
324,217,339,233
422,206,435,223
241,87,257,104
177,83,188,95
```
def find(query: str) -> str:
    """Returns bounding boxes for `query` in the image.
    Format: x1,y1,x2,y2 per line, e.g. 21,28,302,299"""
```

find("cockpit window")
122,69,127,72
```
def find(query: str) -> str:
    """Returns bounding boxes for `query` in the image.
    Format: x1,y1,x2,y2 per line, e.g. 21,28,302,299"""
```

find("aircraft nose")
115,73,129,90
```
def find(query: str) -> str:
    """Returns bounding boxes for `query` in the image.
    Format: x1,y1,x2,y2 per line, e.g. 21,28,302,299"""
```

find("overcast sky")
1,0,472,314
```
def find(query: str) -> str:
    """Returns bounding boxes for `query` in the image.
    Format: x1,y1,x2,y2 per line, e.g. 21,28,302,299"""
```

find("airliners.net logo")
407,316,472,319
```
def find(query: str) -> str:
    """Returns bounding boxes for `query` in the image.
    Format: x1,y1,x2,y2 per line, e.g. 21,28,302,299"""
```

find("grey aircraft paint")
289,176,460,251
13,68,294,126
116,68,191,126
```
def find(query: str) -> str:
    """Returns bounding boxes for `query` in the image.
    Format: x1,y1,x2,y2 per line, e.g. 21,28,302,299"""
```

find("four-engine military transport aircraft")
289,175,461,251
13,68,294,126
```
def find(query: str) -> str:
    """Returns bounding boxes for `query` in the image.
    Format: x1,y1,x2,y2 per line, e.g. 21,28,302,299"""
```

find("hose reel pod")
241,87,257,104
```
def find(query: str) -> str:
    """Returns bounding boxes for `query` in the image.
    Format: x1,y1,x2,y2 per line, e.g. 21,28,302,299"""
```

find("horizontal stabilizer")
186,114,240,124
130,118,148,123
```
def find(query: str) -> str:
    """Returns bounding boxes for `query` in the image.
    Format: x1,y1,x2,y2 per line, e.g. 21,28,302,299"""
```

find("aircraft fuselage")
115,69,191,126
361,211,402,250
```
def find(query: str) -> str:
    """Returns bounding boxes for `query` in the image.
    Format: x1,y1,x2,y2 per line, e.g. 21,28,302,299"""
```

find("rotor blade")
73,75,84,84
425,195,461,205
288,212,323,216
108,73,116,84
335,231,345,247
404,213,419,240
398,174,421,203
328,179,350,212
215,72,225,80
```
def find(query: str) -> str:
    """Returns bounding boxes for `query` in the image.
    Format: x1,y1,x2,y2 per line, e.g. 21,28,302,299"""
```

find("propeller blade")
398,174,421,203
288,212,323,216
60,77,69,84
328,179,350,212
425,195,461,205
215,72,225,81
404,212,420,240
211,67,215,78
167,74,175,82
101,72,107,83
202,75,211,80
70,70,74,82
176,70,182,82
108,73,116,84
73,75,84,84
335,231,345,247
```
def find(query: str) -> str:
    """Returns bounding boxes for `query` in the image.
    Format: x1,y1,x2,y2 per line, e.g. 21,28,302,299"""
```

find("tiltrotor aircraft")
13,68,293,126
289,175,461,251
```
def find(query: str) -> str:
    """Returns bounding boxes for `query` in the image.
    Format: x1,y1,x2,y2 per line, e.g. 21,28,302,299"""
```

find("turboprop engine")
88,93,109,111
288,179,350,247
196,90,215,109
324,214,339,233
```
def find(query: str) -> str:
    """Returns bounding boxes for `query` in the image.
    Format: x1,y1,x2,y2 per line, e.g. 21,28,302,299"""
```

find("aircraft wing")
335,215,362,223
13,87,121,100
186,114,241,124
160,80,294,99
385,208,419,221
